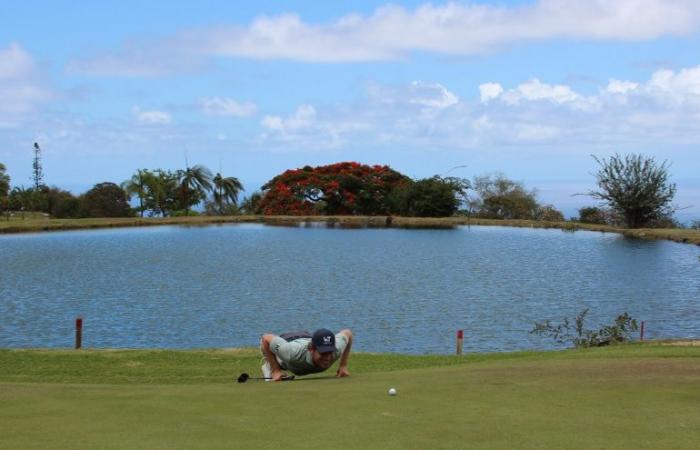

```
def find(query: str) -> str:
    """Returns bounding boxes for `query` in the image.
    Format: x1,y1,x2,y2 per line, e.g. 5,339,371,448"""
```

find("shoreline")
1,214,699,246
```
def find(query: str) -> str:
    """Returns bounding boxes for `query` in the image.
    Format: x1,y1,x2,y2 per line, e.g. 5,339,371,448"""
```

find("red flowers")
259,161,409,215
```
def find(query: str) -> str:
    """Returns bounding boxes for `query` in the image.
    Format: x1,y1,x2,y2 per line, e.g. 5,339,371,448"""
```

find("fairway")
1,344,699,449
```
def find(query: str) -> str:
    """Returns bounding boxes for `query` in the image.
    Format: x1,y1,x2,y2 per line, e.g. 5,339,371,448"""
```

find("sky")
1,0,699,221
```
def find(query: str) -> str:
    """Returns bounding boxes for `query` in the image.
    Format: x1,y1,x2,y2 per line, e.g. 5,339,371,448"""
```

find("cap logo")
323,336,332,345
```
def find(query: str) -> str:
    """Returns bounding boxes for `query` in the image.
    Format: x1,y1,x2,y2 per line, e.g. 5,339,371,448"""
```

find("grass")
1,343,699,449
2,214,700,246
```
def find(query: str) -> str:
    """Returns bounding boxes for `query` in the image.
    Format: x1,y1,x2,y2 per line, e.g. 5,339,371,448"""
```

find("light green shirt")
269,333,349,376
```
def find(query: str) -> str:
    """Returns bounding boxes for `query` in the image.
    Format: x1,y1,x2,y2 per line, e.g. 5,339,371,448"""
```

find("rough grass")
1,214,699,246
1,343,699,449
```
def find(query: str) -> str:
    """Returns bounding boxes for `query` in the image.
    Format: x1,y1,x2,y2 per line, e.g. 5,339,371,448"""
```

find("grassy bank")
1,344,700,449
1,214,700,246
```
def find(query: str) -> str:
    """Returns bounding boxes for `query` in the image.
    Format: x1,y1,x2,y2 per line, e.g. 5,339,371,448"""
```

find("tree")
239,192,263,215
577,206,609,225
0,163,9,215
212,173,243,215
259,162,410,215
534,205,565,222
122,169,150,217
32,142,44,190
388,176,469,217
142,169,178,217
588,154,676,228
81,182,133,218
46,187,81,218
176,165,213,216
472,174,539,220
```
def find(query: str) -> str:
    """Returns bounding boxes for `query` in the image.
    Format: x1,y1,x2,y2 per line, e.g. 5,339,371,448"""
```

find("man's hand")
271,369,285,381
336,366,350,378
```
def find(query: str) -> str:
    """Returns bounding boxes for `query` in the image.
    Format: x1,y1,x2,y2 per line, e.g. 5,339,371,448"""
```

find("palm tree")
177,164,213,216
212,173,243,215
122,169,149,217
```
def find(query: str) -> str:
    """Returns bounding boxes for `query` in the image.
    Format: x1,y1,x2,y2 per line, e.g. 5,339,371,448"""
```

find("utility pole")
32,142,43,189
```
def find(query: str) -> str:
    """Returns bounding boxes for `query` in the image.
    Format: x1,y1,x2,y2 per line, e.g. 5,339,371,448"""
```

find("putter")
237,372,295,383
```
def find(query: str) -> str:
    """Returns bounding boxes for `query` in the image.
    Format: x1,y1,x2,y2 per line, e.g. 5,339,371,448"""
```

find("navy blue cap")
312,328,336,353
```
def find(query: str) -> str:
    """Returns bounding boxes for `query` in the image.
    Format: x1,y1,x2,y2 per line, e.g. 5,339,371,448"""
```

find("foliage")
531,309,639,348
588,153,677,228
81,182,133,218
141,169,179,217
0,163,9,213
258,162,410,215
122,169,149,217
177,165,213,216
388,176,469,217
32,142,44,190
45,187,81,218
690,219,700,230
239,192,263,214
212,172,243,215
7,186,48,213
577,206,609,225
472,174,539,220
534,204,565,222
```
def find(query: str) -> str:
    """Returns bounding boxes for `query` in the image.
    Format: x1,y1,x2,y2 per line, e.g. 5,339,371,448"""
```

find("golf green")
1,344,699,449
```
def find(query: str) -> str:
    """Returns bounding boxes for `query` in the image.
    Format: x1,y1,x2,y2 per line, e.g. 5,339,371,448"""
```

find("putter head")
237,373,250,383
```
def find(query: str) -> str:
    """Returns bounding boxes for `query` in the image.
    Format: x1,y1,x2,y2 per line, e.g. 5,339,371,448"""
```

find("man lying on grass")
260,328,353,381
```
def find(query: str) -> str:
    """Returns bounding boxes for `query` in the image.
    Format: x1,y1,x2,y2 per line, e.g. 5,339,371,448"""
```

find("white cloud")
501,79,581,105
200,97,258,117
259,104,370,149
132,107,172,125
408,81,459,110
605,79,640,94
479,83,504,103
262,64,700,151
0,43,34,79
262,104,316,133
644,66,700,104
68,0,700,74
0,43,54,117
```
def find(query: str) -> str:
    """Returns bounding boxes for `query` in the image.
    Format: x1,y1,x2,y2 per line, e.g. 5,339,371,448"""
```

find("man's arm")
261,334,286,381
336,329,353,378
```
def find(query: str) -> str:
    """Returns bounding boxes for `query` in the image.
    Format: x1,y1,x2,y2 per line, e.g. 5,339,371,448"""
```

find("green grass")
2,214,699,246
1,343,700,449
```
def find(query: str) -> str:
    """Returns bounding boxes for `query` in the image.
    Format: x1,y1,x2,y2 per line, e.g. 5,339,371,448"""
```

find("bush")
81,182,133,218
577,206,608,225
530,309,638,348
472,174,539,220
535,205,564,222
387,176,466,217
588,153,677,228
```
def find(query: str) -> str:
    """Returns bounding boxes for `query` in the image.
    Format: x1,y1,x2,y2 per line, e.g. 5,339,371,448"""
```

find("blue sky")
1,0,699,220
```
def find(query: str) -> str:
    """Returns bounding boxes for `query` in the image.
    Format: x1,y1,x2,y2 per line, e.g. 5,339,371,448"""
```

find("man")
260,328,353,381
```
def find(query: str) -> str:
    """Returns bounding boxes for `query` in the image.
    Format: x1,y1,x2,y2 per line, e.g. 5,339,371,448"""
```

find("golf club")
237,372,295,383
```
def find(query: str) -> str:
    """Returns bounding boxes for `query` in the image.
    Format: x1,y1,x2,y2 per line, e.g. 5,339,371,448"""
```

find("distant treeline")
0,155,692,229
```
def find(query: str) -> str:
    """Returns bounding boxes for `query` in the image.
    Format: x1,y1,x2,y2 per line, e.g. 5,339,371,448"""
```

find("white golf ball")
388,387,397,396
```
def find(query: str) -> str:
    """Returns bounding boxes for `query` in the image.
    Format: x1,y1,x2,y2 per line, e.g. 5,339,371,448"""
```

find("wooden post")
75,317,83,349
456,329,464,355
640,321,645,342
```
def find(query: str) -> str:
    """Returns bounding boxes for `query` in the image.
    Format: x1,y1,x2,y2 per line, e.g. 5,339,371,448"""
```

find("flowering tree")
258,162,410,215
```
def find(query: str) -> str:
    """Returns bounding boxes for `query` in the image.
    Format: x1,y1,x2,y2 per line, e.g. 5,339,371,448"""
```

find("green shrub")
531,309,638,348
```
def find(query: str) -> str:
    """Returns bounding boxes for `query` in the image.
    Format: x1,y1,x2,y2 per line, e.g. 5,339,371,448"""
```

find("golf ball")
388,387,397,396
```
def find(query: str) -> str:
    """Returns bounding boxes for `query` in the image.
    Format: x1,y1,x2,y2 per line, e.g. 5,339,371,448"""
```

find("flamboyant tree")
258,162,410,215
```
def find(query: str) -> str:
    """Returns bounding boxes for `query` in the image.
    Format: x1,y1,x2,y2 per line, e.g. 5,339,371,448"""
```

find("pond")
1,224,699,354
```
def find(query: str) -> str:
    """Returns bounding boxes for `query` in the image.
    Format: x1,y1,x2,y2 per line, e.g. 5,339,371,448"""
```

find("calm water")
1,224,699,354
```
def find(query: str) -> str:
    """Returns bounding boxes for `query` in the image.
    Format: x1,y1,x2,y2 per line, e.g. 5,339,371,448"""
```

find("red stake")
75,318,83,349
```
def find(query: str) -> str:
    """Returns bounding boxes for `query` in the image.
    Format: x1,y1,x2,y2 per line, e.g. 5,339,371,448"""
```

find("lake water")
1,224,699,354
